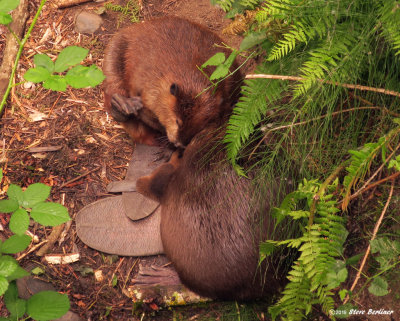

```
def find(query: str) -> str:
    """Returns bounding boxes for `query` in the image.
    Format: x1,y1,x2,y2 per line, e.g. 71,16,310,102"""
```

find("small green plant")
104,0,140,26
23,46,105,92
0,0,19,25
0,169,71,320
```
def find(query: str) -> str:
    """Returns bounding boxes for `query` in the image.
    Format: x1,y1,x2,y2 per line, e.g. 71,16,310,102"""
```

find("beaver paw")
110,93,143,122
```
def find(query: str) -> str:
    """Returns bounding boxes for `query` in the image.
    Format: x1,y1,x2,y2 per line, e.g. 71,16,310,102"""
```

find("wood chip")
45,253,80,264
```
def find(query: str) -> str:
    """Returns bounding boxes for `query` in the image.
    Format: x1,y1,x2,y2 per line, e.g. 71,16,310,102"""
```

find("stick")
245,74,400,98
343,179,395,304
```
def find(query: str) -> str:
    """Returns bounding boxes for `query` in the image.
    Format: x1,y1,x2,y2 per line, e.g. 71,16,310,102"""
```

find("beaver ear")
170,83,179,96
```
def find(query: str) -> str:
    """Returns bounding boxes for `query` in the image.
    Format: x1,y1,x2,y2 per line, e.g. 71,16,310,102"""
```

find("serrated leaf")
34,54,54,72
9,208,29,235
0,0,20,12
368,276,388,296
24,66,51,83
0,256,18,277
43,74,67,92
54,46,88,72
65,64,105,88
0,276,9,296
1,234,31,254
201,52,226,68
7,264,29,281
7,184,23,204
0,11,12,25
21,183,51,208
4,281,26,319
31,202,70,226
0,199,19,213
27,291,70,321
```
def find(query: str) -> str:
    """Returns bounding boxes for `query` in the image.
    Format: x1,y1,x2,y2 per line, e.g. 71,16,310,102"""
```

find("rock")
75,11,103,34
17,276,56,300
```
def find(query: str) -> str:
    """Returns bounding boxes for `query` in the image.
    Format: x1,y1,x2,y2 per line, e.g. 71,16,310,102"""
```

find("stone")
75,11,102,34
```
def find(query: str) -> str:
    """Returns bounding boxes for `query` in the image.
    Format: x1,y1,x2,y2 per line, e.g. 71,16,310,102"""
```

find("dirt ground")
1,0,399,320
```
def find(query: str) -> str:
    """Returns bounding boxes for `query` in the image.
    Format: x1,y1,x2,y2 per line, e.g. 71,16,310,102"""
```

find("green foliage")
262,179,348,320
211,0,261,15
0,0,20,25
104,0,140,24
24,46,105,91
223,0,400,171
0,179,71,320
200,51,239,81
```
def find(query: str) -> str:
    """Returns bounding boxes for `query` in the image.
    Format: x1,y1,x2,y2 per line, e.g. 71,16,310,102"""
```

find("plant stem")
6,25,22,46
0,0,48,114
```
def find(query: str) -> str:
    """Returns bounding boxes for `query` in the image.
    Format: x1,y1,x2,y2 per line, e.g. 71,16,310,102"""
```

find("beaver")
103,16,242,147
136,127,284,301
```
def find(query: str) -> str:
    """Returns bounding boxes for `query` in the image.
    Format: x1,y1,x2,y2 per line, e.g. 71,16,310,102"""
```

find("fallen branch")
245,74,400,98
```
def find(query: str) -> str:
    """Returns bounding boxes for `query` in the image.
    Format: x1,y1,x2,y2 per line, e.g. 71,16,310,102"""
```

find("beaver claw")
110,93,144,122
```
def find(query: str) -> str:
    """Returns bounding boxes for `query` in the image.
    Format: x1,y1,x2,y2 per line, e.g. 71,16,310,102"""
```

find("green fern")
212,0,262,12
376,0,400,56
263,179,347,320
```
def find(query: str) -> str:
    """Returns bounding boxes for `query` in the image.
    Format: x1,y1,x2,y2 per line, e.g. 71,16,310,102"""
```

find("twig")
57,166,101,189
343,179,395,304
109,257,125,287
17,240,48,261
245,74,400,98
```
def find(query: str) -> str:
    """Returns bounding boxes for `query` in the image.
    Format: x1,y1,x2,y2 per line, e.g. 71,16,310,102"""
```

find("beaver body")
103,17,241,147
137,128,282,301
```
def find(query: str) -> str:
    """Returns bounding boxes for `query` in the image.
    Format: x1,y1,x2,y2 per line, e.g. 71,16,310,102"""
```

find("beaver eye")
170,83,179,96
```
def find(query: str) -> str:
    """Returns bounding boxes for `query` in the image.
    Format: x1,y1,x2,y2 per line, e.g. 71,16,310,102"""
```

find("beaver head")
154,81,234,148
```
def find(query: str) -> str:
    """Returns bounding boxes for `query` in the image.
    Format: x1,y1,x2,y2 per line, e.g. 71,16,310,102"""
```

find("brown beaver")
103,16,242,147
136,127,283,301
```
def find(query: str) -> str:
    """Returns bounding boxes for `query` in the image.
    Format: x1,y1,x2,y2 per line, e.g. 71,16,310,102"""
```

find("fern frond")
224,74,284,165
376,0,400,56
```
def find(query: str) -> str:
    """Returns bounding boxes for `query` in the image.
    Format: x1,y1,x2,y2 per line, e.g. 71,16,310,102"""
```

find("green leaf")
345,253,363,266
21,183,50,209
0,276,8,296
31,202,70,226
0,199,19,213
240,31,267,51
43,74,67,92
0,256,18,277
9,208,29,235
112,275,118,287
368,276,389,296
54,46,88,72
23,66,51,83
0,168,2,181
201,52,226,68
27,291,70,321
34,54,54,72
0,0,20,12
7,264,29,281
4,281,26,319
0,11,12,25
31,267,44,275
65,64,105,88
1,234,31,254
7,184,23,204
210,64,230,80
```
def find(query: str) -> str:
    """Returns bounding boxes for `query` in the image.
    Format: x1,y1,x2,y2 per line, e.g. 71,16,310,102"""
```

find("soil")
0,0,399,320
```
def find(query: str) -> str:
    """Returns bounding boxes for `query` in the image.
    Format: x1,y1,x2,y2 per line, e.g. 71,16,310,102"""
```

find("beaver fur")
103,16,241,147
136,127,282,301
